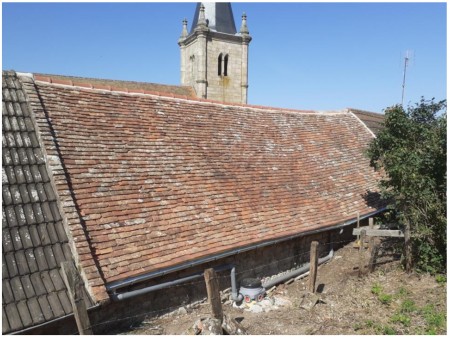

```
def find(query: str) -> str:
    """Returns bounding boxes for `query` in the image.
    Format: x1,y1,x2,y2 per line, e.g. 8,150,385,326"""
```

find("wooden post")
308,241,319,293
368,218,375,251
368,218,376,272
404,220,412,273
60,261,93,335
359,230,366,277
204,268,223,323
355,212,361,248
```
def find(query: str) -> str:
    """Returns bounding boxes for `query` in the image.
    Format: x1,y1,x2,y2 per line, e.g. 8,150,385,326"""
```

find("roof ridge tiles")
33,74,344,115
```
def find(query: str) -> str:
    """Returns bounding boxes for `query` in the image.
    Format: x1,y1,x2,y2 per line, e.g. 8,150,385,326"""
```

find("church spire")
191,3,237,34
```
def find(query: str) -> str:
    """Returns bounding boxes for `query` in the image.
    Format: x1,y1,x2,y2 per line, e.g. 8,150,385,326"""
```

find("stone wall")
205,37,244,103
180,33,248,104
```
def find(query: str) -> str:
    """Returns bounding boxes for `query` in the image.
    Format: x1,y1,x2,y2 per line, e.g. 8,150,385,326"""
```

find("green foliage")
400,299,416,313
380,325,397,335
435,274,446,284
421,304,446,331
391,312,411,326
367,98,447,273
358,285,445,335
371,283,393,304
371,282,382,295
397,286,409,297
378,293,393,305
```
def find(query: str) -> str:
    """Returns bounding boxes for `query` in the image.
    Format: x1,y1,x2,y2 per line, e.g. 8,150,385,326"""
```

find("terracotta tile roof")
348,108,385,135
34,73,197,99
1,71,95,334
25,76,384,287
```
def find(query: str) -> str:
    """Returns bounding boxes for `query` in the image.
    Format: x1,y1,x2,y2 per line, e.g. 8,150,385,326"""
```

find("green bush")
367,98,447,274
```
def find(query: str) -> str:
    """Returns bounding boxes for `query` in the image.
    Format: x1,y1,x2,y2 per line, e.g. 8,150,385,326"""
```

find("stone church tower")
178,3,252,104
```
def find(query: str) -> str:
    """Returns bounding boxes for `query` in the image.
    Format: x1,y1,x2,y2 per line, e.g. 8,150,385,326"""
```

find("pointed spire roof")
190,2,237,34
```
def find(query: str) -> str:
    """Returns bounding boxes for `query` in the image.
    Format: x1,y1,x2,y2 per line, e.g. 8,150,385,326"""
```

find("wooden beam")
353,226,404,238
308,241,319,293
60,261,93,335
204,268,223,323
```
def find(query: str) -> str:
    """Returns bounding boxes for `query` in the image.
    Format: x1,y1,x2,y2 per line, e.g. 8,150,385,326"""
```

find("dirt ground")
121,239,447,335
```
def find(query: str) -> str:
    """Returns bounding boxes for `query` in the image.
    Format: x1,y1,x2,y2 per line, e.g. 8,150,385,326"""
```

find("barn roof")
14,72,384,301
2,71,95,334
348,108,385,135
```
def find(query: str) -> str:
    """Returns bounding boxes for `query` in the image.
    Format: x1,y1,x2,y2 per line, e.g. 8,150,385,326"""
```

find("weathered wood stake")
404,221,412,273
368,218,376,272
359,230,366,277
368,218,375,251
61,261,93,335
204,268,223,323
308,241,319,293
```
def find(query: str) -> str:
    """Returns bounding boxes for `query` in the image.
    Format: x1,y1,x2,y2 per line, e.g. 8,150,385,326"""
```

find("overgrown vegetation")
355,284,447,335
367,98,447,274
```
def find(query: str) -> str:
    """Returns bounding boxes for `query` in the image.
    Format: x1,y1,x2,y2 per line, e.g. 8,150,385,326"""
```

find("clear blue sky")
2,2,446,112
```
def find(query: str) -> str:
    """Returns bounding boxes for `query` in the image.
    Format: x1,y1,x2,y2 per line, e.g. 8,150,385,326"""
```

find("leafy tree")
367,98,446,273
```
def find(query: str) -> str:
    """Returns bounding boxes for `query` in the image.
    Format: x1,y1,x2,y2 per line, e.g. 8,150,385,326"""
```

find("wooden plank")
308,241,319,293
353,226,404,238
204,268,223,323
61,261,93,335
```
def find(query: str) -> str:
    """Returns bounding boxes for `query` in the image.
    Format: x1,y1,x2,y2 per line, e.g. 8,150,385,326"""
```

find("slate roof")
2,71,94,334
190,2,237,34
349,108,385,135
22,74,384,296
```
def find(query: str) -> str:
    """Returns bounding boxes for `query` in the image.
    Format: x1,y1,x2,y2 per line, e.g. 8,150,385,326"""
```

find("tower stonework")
178,3,252,104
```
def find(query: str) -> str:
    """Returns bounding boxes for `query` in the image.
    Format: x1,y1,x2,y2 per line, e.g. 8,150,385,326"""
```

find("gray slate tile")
47,293,65,318
2,306,11,333
19,226,34,249
15,250,30,275
5,252,18,277
10,276,26,301
37,296,54,321
57,291,72,315
2,229,13,252
24,249,38,274
2,279,14,304
5,303,23,331
29,273,47,297
27,297,45,324
16,301,33,328
20,275,36,299
40,271,55,293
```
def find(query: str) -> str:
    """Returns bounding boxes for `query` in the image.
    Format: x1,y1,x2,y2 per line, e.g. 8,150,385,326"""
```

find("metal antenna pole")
401,53,409,106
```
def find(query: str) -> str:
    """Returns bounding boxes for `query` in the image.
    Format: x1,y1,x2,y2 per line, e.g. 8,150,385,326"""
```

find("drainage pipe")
230,266,243,302
262,247,334,290
111,264,235,302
